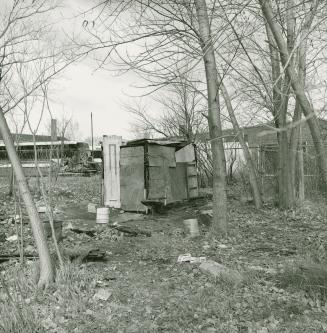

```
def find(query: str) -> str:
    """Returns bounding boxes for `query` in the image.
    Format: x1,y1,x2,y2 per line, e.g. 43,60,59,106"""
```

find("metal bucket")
183,218,200,238
96,207,109,224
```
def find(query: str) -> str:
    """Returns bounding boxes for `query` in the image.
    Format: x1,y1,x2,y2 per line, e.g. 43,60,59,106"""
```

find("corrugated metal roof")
122,138,190,149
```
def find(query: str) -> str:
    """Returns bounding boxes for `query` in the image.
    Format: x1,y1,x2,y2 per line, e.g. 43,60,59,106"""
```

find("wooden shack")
102,136,198,212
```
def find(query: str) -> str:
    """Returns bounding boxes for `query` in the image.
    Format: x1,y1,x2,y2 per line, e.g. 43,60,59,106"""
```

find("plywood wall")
147,145,176,202
120,146,147,212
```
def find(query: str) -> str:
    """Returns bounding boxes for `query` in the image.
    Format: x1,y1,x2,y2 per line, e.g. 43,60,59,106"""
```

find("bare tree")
82,0,232,234
0,0,81,287
259,0,327,202
194,0,228,234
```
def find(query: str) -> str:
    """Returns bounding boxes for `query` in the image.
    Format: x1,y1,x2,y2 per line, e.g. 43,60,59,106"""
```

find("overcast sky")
25,0,148,142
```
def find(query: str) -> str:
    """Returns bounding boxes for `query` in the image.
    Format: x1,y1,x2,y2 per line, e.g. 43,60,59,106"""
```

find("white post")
103,135,122,208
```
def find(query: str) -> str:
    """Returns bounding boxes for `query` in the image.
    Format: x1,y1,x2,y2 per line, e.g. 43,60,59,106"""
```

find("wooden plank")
187,163,199,198
148,145,176,167
120,146,146,212
103,135,122,208
170,163,188,200
175,144,196,163
147,166,173,202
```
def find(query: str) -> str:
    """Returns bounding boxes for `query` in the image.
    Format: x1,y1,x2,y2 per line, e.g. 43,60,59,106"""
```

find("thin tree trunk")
8,168,14,196
265,23,287,207
298,124,305,203
265,3,294,209
195,0,227,235
260,0,327,192
0,107,54,288
219,78,262,208
289,99,301,198
289,1,312,201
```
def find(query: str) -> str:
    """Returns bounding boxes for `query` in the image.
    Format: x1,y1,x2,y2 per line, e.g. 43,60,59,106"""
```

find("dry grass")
277,260,327,297
0,265,43,333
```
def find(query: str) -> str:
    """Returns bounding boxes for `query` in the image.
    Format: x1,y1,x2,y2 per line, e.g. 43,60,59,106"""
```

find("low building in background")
0,133,90,177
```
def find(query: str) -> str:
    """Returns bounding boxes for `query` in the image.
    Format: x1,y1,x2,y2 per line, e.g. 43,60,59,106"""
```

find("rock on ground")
199,260,243,285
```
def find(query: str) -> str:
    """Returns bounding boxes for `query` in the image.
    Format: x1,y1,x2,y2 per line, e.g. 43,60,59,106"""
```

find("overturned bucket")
96,207,109,224
183,218,200,238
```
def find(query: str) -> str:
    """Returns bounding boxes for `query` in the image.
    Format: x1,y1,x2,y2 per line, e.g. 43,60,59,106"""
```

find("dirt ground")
1,176,327,332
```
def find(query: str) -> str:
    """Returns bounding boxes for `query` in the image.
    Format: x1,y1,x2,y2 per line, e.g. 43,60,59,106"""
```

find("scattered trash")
37,206,47,213
6,234,18,242
183,219,200,238
93,288,112,301
199,260,243,285
217,244,228,249
177,253,206,263
88,203,97,213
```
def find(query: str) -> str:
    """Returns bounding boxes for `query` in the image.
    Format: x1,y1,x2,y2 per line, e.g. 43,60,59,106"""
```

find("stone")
199,260,243,285
93,288,112,301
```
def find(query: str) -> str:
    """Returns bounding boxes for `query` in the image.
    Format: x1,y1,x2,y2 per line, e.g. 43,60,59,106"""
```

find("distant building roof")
198,118,327,145
0,133,68,143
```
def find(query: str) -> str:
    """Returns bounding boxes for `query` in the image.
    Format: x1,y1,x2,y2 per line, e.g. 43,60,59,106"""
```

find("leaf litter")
1,176,327,332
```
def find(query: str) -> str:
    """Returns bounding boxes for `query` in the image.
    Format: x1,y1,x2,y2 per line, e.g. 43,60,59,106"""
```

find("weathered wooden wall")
120,146,147,212
147,145,176,203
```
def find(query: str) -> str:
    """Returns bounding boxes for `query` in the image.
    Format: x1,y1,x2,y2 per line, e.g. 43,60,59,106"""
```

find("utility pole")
51,118,57,141
91,112,94,158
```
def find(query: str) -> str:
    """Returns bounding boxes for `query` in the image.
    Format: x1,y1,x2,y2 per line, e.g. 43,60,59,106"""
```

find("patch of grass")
276,261,327,297
0,265,44,333
0,302,45,333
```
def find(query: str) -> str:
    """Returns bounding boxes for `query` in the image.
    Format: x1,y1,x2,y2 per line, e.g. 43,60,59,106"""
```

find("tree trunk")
219,78,262,208
195,0,227,235
8,168,14,196
289,1,313,202
260,0,327,192
265,23,288,207
298,124,305,203
289,99,301,199
0,107,54,288
265,6,294,209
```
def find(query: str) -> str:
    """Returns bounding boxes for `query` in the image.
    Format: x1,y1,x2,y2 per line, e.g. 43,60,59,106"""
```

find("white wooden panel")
103,135,122,208
175,144,196,163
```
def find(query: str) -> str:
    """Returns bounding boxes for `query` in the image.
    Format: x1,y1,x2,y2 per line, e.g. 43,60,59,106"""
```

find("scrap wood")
109,224,151,237
63,246,107,263
0,254,38,263
141,200,184,214
0,247,106,264
66,221,96,237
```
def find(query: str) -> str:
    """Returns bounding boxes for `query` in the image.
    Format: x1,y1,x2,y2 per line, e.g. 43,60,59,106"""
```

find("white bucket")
96,207,109,224
183,219,200,238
